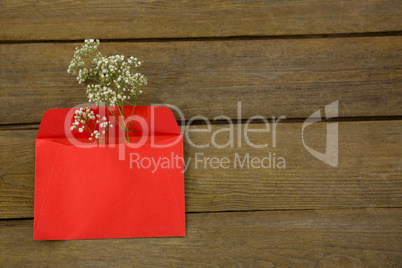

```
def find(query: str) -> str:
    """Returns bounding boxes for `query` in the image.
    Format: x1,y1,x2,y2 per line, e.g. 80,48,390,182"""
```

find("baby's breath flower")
70,107,113,143
68,40,147,143
68,39,147,108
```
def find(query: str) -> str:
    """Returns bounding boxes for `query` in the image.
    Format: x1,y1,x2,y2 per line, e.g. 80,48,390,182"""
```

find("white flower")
68,40,146,142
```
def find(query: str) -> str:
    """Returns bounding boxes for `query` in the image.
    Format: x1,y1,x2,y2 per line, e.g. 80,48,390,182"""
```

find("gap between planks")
0,116,401,131
1,31,402,45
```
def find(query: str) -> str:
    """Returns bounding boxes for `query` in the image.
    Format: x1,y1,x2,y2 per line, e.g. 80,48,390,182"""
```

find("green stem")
82,121,105,145
115,104,130,144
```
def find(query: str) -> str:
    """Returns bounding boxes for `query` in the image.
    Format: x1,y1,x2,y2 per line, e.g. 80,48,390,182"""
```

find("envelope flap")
37,106,181,141
147,106,181,136
37,108,71,139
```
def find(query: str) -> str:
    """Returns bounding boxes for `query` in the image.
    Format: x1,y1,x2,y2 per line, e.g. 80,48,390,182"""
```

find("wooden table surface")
0,1,401,266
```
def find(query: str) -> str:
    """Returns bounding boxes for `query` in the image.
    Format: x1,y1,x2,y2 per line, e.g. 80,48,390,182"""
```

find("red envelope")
34,106,185,240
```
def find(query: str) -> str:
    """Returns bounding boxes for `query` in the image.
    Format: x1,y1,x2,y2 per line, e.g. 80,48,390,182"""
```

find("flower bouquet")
67,39,147,144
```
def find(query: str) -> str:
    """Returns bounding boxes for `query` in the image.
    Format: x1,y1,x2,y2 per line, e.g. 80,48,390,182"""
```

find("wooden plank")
1,37,401,125
1,120,401,219
186,120,402,212
0,0,401,41
0,209,401,266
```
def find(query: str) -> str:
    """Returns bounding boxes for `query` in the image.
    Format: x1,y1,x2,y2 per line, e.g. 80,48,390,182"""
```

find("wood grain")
0,0,401,41
0,209,401,266
1,37,401,125
1,120,400,219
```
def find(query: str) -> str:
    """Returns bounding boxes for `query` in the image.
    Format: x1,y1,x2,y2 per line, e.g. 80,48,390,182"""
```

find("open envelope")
34,106,185,240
